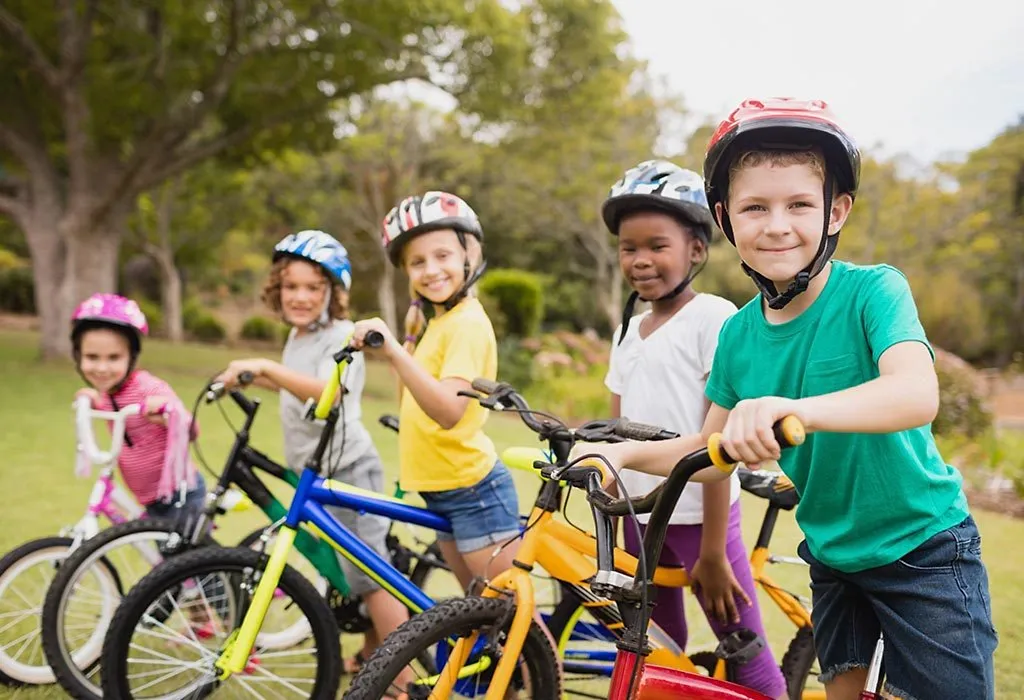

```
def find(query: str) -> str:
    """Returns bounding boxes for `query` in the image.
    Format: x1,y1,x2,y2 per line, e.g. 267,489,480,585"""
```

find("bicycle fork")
214,527,297,677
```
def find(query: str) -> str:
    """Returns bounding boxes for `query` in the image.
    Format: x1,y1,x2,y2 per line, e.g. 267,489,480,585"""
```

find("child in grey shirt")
215,229,409,674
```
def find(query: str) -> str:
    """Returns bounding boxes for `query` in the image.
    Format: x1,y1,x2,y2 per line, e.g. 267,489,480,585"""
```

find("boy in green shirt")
586,98,997,700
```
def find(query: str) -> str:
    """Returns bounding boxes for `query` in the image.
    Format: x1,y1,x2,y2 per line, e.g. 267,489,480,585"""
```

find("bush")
934,358,992,438
134,298,165,338
182,298,205,331
479,269,544,338
0,265,35,313
187,312,226,343
495,336,534,391
524,361,610,422
240,315,281,341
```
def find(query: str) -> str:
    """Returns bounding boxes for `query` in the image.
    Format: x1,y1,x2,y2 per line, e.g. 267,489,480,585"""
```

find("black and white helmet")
602,160,716,243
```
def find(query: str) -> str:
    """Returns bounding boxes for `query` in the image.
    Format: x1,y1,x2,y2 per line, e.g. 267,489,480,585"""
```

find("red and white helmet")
381,191,483,267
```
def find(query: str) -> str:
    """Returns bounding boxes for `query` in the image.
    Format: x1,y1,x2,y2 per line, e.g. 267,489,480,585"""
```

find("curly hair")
262,257,349,321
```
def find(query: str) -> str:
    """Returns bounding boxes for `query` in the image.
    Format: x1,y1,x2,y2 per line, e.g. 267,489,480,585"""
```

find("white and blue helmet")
273,230,353,291
601,160,716,243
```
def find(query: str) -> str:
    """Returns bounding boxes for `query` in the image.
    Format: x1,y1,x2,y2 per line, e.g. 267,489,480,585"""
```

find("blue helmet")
273,230,353,290
601,160,716,243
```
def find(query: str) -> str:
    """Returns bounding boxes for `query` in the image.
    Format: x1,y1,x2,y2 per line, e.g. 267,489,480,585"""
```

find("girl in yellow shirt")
352,191,521,590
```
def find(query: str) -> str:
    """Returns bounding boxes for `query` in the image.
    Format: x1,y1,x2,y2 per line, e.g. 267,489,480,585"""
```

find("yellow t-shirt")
398,297,498,492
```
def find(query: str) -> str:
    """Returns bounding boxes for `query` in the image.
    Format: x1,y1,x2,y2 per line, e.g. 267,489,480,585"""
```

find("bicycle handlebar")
205,371,255,403
312,330,384,420
74,396,142,466
572,416,805,602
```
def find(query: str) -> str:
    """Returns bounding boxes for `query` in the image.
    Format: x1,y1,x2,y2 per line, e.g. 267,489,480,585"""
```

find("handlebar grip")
365,330,385,348
707,416,806,472
614,418,679,442
238,371,255,386
471,377,502,395
378,414,400,433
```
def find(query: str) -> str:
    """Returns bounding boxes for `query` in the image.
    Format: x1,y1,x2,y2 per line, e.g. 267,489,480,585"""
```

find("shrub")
0,265,35,313
187,312,226,343
134,298,165,338
495,336,534,392
933,356,992,438
479,269,544,338
240,315,281,341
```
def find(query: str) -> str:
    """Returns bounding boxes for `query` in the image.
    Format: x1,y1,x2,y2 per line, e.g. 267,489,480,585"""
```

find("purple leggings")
623,500,786,699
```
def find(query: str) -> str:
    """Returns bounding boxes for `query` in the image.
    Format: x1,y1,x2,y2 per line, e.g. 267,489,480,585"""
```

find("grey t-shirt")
279,319,374,473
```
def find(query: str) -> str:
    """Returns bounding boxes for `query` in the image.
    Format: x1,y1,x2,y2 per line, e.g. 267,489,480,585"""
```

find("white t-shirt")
604,293,739,524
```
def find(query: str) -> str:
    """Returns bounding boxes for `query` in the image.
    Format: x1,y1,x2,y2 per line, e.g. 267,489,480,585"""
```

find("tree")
0,0,531,357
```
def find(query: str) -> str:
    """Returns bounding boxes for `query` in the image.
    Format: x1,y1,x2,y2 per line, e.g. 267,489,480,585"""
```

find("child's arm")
351,318,477,430
720,340,937,466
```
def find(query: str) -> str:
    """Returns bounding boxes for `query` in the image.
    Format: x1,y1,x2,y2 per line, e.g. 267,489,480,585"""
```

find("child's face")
618,212,703,300
724,162,851,286
403,229,467,304
280,259,330,328
79,329,132,393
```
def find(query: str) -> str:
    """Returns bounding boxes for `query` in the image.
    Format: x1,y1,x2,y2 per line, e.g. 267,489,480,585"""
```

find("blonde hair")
402,234,483,353
261,257,350,321
727,147,829,202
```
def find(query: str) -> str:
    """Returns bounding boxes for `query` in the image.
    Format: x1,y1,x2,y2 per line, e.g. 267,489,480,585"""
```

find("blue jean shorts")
145,474,207,521
799,515,998,700
420,462,521,554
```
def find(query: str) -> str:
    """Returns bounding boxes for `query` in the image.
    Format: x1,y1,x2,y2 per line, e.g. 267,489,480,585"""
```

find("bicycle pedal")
713,628,765,665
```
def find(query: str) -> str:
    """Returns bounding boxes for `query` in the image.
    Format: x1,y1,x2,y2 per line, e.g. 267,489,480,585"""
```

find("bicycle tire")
0,536,75,685
780,625,817,700
40,518,217,700
100,545,342,699
343,596,560,700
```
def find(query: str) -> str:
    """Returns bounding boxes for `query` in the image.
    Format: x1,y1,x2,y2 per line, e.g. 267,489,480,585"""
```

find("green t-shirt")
705,261,969,572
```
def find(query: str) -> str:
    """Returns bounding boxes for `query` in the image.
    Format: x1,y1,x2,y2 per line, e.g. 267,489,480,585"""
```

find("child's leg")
325,451,409,663
665,503,787,699
622,520,690,649
837,516,997,700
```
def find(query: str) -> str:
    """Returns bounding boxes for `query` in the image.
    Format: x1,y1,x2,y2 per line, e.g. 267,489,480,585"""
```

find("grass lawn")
0,328,1020,698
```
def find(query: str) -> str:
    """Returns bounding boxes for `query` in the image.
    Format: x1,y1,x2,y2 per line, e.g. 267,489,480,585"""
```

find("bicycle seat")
737,467,799,510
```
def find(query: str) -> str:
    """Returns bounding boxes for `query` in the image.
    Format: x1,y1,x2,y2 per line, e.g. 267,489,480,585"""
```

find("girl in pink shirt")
71,294,204,520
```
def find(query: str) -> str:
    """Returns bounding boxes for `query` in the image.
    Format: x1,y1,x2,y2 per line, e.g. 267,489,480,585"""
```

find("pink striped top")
94,370,197,505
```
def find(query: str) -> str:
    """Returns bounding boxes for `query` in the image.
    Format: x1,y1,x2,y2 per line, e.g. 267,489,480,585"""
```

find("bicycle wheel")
780,626,819,700
101,546,341,699
40,518,219,700
343,596,560,700
0,536,75,685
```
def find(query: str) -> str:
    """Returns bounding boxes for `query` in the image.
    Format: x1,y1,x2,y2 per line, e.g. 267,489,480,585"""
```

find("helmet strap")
441,231,486,312
617,254,706,345
727,178,838,311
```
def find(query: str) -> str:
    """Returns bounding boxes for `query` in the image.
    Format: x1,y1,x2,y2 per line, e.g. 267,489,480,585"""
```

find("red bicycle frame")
608,649,772,700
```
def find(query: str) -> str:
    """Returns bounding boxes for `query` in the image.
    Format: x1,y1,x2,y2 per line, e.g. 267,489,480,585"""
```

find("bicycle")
341,380,811,700
0,399,149,685
39,371,444,700
97,335,686,698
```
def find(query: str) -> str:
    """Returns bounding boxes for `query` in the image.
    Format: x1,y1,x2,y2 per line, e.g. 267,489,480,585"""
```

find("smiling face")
723,153,851,288
617,211,704,300
78,328,133,393
402,228,472,304
279,259,330,328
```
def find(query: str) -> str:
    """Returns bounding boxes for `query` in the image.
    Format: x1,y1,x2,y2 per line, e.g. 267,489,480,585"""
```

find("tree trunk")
154,251,184,342
22,216,68,360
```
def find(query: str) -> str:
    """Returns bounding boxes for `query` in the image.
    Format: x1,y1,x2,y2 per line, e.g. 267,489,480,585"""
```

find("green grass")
0,328,1021,697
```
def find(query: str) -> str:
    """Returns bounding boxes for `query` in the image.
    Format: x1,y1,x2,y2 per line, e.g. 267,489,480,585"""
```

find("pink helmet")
70,293,149,354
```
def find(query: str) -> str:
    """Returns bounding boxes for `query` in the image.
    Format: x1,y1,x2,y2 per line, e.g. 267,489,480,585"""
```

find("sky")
611,0,1024,164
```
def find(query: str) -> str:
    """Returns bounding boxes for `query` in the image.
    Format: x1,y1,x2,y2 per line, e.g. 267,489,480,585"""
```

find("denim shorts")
799,516,998,700
420,462,521,554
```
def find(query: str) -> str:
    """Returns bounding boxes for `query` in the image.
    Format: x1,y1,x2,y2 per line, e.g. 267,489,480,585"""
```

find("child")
601,160,786,699
349,191,522,591
213,230,408,672
583,98,998,700
71,293,205,522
